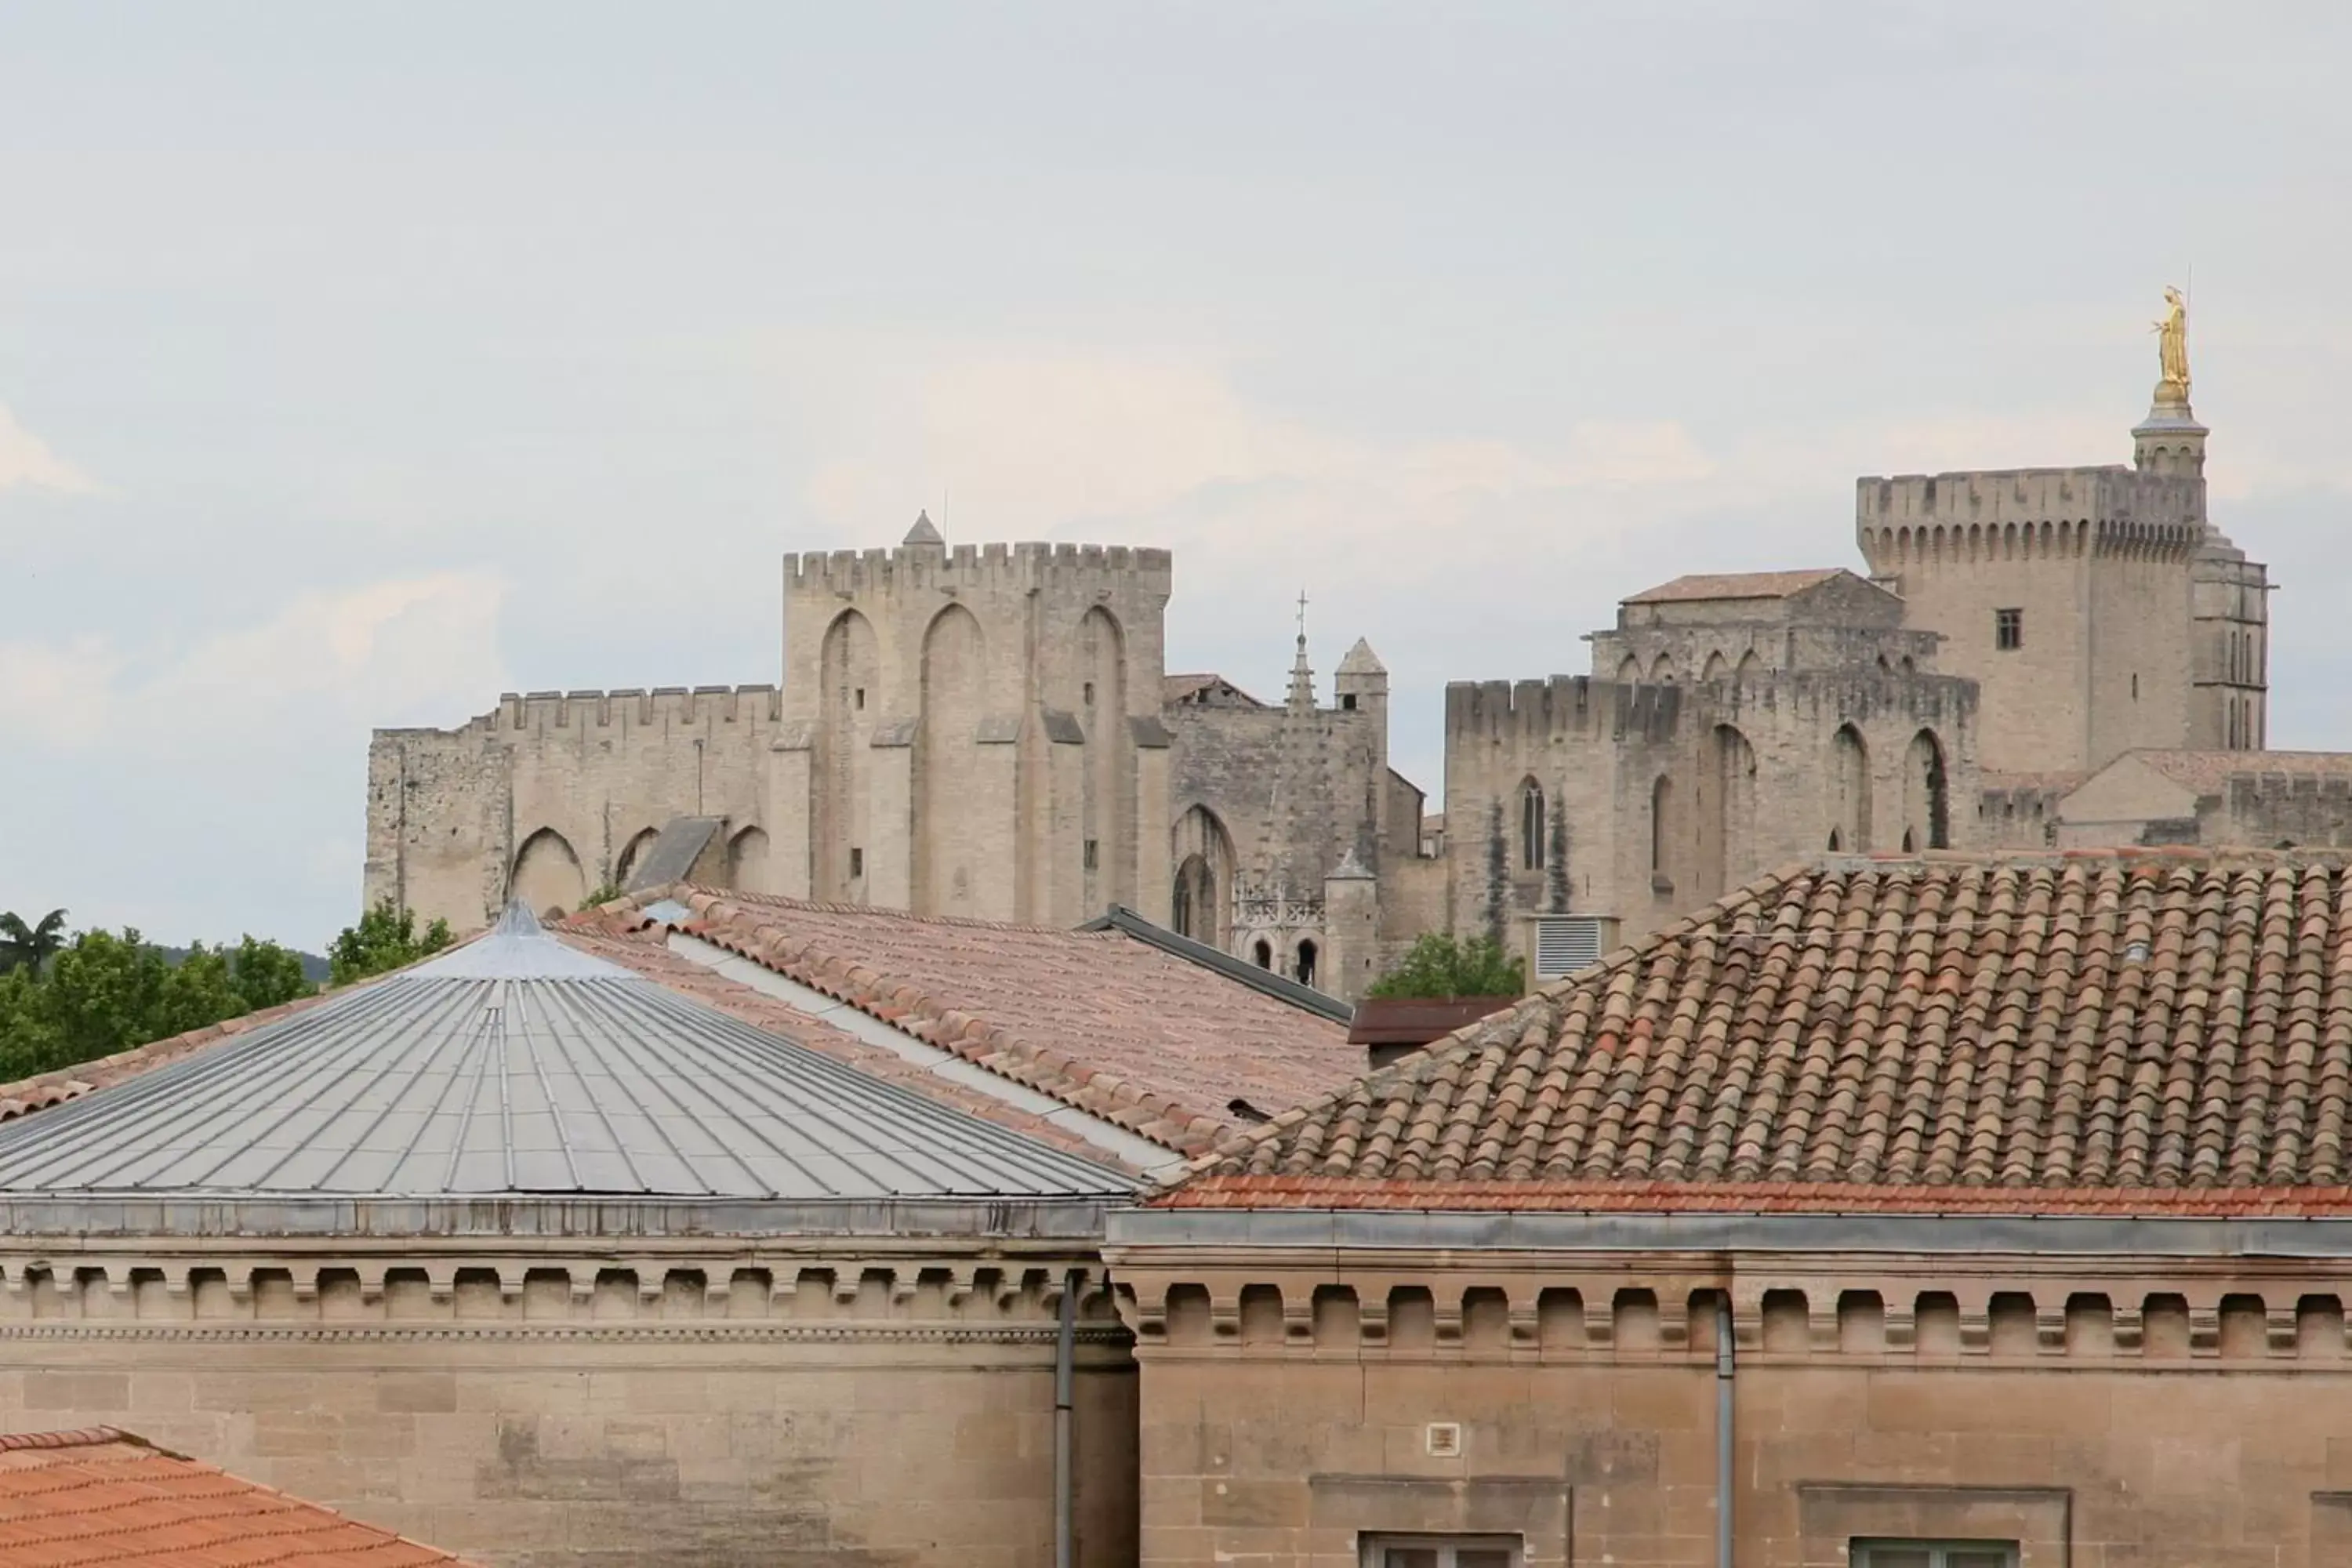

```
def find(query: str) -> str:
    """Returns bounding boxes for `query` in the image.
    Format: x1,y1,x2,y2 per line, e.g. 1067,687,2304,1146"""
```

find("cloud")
802,350,1722,582
0,635,124,749
0,404,99,495
2,572,508,755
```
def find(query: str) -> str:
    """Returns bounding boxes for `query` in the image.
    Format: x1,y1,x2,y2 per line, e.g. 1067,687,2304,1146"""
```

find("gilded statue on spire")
2153,285,2190,404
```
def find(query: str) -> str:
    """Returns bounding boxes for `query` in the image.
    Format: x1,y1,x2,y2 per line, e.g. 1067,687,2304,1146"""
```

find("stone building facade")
368,313,2288,993
367,517,1436,1001
1444,355,2278,956
1108,851,2352,1568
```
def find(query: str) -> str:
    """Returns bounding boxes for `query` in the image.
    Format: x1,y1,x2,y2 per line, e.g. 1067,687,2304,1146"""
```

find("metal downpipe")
1055,1267,1080,1568
1716,1292,1736,1568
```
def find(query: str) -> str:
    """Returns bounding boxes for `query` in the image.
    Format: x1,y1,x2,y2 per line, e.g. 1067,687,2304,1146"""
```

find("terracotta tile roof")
591,887,1359,1156
1163,672,1266,707
0,1427,476,1565
1175,850,2352,1214
559,926,1151,1173
1621,568,1847,604
2126,749,2352,795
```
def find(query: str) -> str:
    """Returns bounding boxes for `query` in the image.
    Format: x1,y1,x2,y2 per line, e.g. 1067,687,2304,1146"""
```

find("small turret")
1334,637,1387,713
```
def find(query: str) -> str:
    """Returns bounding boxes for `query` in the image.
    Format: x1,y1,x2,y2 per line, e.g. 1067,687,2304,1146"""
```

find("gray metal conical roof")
0,906,1126,1202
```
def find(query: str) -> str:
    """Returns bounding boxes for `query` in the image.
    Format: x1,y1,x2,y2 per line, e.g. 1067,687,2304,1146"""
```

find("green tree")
328,900,455,986
578,884,623,911
1366,932,1526,1000
0,908,68,975
0,923,320,1083
227,935,313,1012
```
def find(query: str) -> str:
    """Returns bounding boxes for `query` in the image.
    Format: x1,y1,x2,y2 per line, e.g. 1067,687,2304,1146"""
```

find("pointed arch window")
1519,779,1546,872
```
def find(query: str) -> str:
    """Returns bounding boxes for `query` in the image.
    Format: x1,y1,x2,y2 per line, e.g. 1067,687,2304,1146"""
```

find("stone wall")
365,687,786,931
1443,667,1977,946
0,1243,1137,1568
1857,466,2205,776
1113,1250,2352,1567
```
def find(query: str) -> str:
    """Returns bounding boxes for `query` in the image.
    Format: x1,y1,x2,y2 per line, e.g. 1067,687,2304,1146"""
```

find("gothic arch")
1617,655,1641,683
1830,724,1871,854
1903,728,1951,851
1735,649,1762,683
916,604,989,915
1650,652,1675,683
1066,605,1131,913
728,825,772,893
1696,724,1757,901
511,827,586,920
1294,938,1319,989
1170,804,1237,950
1700,650,1729,683
615,826,660,887
815,608,879,901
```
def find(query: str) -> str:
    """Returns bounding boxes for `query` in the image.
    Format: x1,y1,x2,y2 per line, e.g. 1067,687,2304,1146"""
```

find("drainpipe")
1715,1292,1736,1568
1055,1267,1081,1568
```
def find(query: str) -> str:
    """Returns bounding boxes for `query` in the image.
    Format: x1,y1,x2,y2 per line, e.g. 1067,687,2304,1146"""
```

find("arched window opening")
1519,779,1546,872
1650,775,1675,882
1252,939,1273,970
1827,829,1841,852
1901,828,1916,853
1831,724,1871,855
1170,808,1235,950
1294,939,1318,989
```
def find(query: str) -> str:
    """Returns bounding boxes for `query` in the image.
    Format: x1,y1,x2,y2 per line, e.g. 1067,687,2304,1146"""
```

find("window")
1994,608,2022,650
1252,939,1272,969
1341,692,1358,710
849,847,864,878
1083,838,1099,871
854,686,866,710
1083,681,1095,706
1851,1542,2016,1568
1294,939,1318,989
1361,1537,1520,1568
1519,779,1546,872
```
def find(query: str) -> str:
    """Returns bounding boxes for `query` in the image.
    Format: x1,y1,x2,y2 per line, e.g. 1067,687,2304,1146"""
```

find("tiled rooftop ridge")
585,886,1358,1156
1171,848,2352,1209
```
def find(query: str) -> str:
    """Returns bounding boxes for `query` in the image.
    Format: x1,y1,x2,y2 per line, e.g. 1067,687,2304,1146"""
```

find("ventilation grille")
1533,915,1606,980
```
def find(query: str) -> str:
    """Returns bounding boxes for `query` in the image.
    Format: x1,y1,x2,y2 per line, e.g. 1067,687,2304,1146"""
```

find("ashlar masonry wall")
1445,666,1978,946
1112,1248,2352,1568
0,1240,1138,1568
365,686,786,931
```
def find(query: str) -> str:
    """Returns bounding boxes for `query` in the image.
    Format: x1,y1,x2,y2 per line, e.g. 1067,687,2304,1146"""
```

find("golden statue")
2153,285,2190,402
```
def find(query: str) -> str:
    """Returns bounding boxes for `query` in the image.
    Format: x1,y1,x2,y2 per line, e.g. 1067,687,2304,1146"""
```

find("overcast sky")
4,2,2349,950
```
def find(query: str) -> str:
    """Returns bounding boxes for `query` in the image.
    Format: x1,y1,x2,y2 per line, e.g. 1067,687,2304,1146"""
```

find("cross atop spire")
1295,589,1309,644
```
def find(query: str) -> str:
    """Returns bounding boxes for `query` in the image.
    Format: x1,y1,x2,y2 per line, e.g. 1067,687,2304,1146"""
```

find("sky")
4,1,2350,951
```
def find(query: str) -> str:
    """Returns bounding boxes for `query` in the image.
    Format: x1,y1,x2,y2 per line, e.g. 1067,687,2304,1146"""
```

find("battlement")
1857,465,2200,527
1446,662,1976,742
783,539,1174,597
373,685,790,739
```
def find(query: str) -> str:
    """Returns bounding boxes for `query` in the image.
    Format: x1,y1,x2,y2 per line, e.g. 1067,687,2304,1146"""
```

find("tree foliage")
328,899,455,986
0,924,316,1083
1365,931,1526,1001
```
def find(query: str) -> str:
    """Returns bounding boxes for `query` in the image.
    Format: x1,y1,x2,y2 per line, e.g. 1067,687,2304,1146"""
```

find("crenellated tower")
774,514,1174,924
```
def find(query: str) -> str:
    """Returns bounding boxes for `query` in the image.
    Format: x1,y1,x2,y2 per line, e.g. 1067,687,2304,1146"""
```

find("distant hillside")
154,944,333,985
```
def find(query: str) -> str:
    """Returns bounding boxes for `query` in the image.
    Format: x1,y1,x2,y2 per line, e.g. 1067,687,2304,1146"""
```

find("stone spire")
903,509,945,547
1286,590,1316,713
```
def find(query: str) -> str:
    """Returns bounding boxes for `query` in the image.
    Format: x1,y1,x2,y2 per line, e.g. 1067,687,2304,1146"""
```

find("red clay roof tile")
1174,851,2352,1214
0,1428,477,1565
